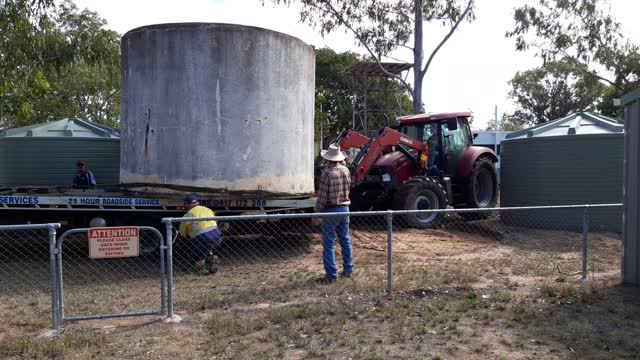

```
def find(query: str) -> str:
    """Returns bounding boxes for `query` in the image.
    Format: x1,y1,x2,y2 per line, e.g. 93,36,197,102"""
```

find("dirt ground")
0,219,637,359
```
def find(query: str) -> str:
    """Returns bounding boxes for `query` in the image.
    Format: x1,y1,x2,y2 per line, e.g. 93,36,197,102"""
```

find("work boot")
194,260,207,274
205,253,220,274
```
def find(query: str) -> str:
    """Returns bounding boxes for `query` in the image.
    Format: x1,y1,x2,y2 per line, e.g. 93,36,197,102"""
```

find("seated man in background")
426,124,440,177
72,160,96,189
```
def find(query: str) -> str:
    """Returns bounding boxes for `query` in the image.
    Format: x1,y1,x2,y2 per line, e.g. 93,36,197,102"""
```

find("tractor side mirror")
446,118,458,131
473,133,479,139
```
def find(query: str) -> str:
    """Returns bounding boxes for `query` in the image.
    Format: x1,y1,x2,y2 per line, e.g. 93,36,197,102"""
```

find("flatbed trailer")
0,186,316,236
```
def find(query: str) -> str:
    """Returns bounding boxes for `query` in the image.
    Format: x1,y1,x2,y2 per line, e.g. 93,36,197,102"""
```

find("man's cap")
184,194,199,204
76,160,86,166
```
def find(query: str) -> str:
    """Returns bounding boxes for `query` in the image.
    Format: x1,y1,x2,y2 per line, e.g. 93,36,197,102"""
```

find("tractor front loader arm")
351,127,429,185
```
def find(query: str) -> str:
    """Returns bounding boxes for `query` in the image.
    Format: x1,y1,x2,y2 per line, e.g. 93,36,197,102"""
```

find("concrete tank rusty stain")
120,23,315,195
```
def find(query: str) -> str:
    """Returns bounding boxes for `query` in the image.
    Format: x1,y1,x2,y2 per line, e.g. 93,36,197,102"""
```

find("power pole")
494,104,498,154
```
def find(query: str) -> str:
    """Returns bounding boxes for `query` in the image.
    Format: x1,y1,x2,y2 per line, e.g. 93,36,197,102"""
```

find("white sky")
74,0,640,130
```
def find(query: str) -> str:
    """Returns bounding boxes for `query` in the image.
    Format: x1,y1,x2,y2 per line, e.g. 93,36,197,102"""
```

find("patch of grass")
206,314,267,338
509,302,535,324
266,305,310,324
492,292,512,303
261,301,357,350
539,283,594,304
455,298,482,313
420,266,479,290
0,333,107,359
431,298,448,311
393,264,479,292
473,343,491,354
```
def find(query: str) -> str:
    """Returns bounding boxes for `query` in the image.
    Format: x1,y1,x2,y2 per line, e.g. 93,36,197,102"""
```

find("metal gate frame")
53,226,166,329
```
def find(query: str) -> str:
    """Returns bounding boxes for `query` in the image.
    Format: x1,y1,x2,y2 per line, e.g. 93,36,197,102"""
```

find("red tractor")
329,112,498,228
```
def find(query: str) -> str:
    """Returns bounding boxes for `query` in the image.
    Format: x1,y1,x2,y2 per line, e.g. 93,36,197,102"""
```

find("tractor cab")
395,112,474,178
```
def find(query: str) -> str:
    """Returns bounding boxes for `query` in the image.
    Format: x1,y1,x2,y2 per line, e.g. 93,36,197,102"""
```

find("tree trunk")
413,0,424,114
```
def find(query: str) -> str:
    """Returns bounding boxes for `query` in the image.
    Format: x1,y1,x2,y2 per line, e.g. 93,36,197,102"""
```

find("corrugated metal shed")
0,118,120,186
500,112,624,231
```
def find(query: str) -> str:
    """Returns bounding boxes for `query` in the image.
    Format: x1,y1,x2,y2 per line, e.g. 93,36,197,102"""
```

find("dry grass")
0,221,634,359
0,332,107,359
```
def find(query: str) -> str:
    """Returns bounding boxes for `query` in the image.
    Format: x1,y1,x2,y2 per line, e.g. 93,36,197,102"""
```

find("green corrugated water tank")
500,112,623,231
0,118,120,186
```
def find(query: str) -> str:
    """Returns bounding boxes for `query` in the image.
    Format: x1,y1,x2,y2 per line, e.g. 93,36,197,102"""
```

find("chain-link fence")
0,223,59,330
162,204,622,318
388,205,622,299
0,204,624,330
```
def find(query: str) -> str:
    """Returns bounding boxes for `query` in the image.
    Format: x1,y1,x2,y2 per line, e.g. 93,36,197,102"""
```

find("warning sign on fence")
88,227,139,259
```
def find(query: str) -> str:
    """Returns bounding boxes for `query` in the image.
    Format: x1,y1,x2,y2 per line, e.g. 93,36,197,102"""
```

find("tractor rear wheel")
392,177,447,228
460,157,498,220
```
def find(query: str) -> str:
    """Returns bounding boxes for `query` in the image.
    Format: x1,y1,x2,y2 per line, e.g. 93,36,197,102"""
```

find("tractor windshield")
397,122,438,144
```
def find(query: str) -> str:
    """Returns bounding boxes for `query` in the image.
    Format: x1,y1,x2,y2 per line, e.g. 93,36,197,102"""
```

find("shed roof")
0,118,120,139
505,112,623,140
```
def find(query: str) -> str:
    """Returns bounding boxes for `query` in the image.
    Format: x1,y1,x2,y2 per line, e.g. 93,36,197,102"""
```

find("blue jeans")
428,150,439,176
191,228,222,263
322,206,354,279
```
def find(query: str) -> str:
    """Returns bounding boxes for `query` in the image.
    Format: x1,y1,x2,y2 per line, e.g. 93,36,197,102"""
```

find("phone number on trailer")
203,200,268,208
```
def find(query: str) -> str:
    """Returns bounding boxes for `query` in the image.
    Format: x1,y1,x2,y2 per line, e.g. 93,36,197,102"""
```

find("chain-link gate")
54,226,166,328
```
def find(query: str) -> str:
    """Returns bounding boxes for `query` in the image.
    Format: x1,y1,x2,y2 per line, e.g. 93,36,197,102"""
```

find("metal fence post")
48,224,59,329
57,232,65,323
582,205,590,280
159,230,166,316
164,221,174,320
386,210,393,299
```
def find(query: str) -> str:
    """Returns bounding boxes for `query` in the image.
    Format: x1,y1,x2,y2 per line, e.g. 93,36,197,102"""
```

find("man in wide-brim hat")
315,144,354,283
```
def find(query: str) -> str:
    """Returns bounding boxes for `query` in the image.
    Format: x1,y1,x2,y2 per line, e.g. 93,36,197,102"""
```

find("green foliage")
314,47,412,146
484,116,525,132
270,0,473,57
504,60,608,127
0,0,120,129
268,0,476,114
506,0,639,126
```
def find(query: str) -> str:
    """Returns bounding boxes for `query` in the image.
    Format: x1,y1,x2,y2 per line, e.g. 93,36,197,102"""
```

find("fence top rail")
56,226,164,249
0,223,61,231
161,203,623,223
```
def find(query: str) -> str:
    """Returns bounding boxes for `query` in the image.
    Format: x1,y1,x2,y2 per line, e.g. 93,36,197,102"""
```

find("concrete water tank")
120,23,315,195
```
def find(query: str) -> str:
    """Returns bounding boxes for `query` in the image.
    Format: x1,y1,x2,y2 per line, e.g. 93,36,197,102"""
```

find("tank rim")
122,22,312,48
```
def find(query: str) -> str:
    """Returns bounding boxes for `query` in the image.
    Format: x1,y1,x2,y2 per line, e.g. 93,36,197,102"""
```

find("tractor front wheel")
392,177,447,228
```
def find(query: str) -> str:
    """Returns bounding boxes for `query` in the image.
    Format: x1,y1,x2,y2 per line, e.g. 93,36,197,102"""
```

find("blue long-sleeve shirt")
73,171,96,188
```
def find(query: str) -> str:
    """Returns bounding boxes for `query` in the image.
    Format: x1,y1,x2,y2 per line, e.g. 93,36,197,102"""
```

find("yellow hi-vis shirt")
178,205,218,238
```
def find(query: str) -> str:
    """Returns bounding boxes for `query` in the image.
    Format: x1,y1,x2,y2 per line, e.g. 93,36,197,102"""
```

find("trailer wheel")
392,177,447,228
459,157,498,220
140,232,162,256
118,216,162,256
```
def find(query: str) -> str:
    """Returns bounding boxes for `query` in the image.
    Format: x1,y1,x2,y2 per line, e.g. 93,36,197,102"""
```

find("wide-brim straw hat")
321,144,346,162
